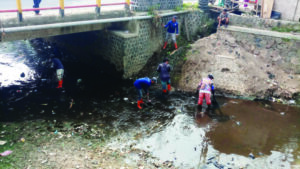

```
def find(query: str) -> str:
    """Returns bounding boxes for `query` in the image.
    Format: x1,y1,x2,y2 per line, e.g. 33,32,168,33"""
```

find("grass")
272,24,300,33
147,4,160,16
174,2,199,11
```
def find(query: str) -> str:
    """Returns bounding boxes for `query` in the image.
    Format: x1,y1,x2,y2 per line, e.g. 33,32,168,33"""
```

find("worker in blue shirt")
157,58,171,94
134,77,157,109
51,58,64,88
163,16,179,50
33,0,42,15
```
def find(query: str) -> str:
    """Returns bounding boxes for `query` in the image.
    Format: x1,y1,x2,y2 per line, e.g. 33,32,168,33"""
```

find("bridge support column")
96,0,101,16
16,0,23,22
59,0,65,18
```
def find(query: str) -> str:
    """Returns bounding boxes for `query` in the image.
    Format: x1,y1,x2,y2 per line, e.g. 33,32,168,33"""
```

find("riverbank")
173,30,300,104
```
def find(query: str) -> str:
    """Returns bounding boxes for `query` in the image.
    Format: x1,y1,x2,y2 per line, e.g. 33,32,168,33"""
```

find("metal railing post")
16,0,23,22
125,0,131,11
59,0,65,18
96,0,101,16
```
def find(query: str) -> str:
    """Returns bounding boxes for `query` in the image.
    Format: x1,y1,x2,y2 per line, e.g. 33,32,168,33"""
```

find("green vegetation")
197,15,216,37
174,2,199,11
147,4,160,16
272,24,300,33
282,38,291,42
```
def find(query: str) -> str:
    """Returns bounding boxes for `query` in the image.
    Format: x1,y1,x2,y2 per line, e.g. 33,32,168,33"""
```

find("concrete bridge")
0,0,207,79
0,0,186,42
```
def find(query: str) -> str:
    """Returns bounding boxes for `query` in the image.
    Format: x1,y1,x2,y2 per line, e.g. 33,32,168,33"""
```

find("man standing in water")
162,16,179,50
197,74,215,110
157,58,171,95
134,77,157,109
33,0,42,15
52,58,64,89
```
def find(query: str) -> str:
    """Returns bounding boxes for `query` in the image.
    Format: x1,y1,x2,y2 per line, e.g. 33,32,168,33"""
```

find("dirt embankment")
176,31,300,100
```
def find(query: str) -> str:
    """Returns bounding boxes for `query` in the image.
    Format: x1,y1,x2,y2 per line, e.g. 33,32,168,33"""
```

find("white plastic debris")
123,98,129,101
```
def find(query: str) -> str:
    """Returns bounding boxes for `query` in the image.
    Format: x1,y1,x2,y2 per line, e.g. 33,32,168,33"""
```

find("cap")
173,15,177,19
208,74,214,80
163,58,169,62
151,77,158,84
223,8,228,12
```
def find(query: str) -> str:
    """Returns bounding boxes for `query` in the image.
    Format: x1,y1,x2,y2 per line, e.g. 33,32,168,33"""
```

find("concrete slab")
220,25,300,41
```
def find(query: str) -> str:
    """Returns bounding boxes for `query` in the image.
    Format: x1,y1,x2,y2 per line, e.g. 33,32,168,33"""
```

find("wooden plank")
261,0,274,19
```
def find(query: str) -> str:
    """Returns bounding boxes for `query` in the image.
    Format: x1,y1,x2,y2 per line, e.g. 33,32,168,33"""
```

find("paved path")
0,0,124,10
221,25,300,40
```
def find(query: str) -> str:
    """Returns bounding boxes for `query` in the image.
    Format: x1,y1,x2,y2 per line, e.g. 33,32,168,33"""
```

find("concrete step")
219,25,300,41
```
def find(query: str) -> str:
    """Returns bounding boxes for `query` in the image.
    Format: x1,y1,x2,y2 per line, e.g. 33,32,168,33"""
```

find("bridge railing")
0,0,132,22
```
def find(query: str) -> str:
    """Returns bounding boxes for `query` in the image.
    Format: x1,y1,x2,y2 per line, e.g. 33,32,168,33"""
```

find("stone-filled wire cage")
198,0,209,11
131,0,183,11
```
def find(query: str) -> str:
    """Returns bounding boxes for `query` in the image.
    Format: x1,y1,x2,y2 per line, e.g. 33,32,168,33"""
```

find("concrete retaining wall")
229,14,300,31
100,10,209,78
131,0,183,11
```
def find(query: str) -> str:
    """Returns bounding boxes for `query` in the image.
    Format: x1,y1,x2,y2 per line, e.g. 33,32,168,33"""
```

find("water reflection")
136,98,300,169
0,41,36,87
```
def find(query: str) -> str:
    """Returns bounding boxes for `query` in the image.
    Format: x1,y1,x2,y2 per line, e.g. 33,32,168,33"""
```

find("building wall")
273,0,300,21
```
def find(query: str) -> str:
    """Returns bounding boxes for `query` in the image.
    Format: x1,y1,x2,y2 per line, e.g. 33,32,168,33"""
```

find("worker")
134,77,157,109
157,58,171,94
218,9,229,28
197,74,215,110
33,0,42,15
52,58,64,89
162,16,179,50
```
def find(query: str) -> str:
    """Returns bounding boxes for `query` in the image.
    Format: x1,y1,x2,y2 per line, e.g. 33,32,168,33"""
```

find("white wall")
273,0,300,21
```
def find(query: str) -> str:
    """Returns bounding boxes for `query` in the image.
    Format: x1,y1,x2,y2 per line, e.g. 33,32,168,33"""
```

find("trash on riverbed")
54,130,58,134
52,110,56,115
0,140,7,145
236,121,241,126
288,100,296,104
0,150,13,156
123,98,128,101
249,153,255,159
20,138,25,142
280,112,285,116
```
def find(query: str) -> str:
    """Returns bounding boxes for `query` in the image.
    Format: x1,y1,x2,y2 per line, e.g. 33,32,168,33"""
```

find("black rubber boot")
197,105,202,111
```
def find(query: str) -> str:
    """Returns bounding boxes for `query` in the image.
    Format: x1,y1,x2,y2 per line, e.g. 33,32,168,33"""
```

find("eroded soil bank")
177,31,300,102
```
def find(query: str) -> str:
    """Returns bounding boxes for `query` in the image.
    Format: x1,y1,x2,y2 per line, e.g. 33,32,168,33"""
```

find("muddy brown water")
0,40,300,168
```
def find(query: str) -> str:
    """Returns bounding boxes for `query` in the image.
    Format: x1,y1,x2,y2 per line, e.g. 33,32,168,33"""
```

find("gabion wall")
98,11,209,78
131,0,183,11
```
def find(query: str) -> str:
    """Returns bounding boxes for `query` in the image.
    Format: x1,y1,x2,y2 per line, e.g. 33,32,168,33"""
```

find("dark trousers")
33,0,42,14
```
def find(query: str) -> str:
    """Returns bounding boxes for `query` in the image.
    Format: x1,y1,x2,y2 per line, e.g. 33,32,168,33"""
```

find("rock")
41,160,48,164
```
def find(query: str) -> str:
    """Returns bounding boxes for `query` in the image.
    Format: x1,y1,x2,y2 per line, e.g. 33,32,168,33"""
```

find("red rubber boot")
163,42,168,49
167,84,171,91
174,43,178,50
57,80,63,88
137,99,144,109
